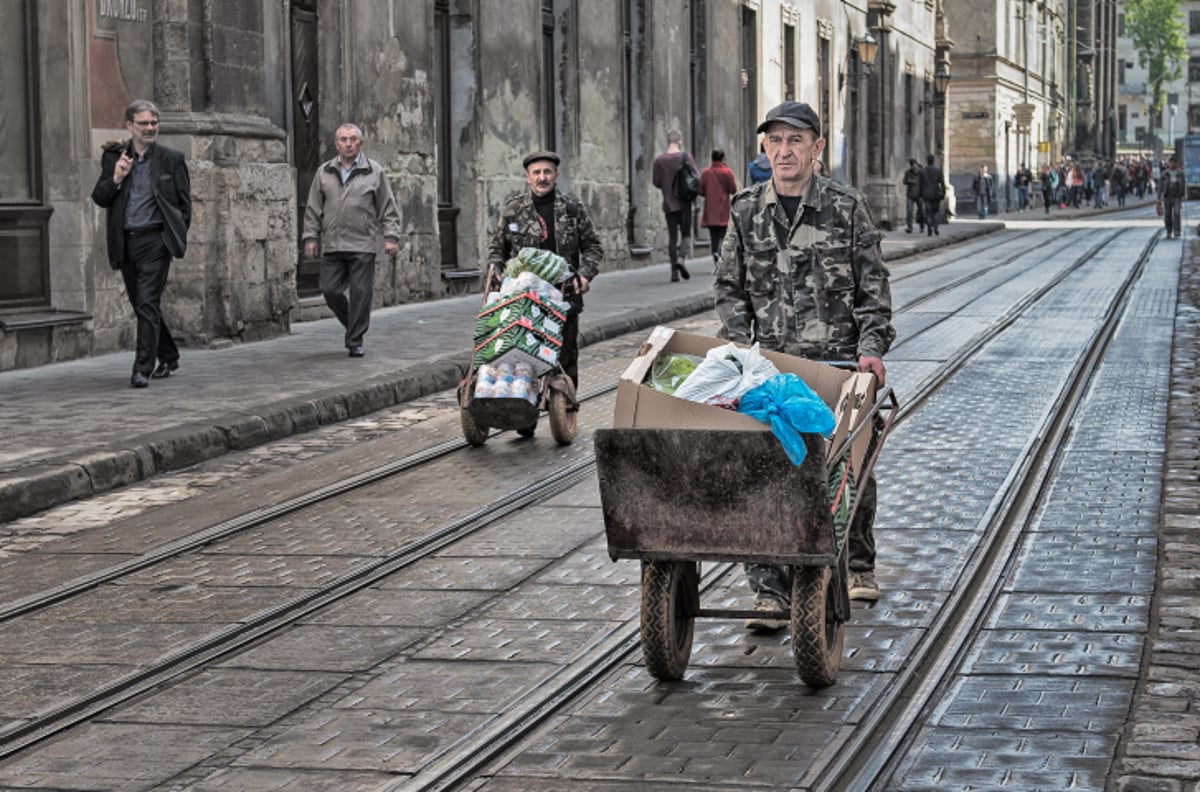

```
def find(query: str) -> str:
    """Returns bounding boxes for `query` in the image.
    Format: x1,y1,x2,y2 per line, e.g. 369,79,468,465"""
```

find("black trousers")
121,231,178,376
665,205,692,271
705,225,727,263
558,303,580,389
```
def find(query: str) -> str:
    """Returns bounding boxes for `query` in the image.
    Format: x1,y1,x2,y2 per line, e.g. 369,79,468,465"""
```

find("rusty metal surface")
595,429,835,565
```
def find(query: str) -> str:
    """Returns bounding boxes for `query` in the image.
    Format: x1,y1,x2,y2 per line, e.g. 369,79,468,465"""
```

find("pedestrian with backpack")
652,129,699,281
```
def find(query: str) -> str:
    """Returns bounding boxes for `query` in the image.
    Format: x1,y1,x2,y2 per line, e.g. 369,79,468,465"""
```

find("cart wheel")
547,390,576,445
460,407,489,446
640,560,697,681
790,564,844,687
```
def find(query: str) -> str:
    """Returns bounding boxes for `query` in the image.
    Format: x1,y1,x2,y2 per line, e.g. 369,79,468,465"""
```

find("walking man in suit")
91,100,191,388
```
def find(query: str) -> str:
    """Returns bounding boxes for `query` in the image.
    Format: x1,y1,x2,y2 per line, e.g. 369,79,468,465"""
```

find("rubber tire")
640,560,696,681
547,389,576,445
790,564,844,687
460,406,489,446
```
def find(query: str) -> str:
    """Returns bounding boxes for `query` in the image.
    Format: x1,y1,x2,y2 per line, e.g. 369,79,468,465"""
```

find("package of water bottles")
473,360,539,405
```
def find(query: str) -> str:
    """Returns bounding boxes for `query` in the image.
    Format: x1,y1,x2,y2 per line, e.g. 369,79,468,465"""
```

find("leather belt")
125,226,163,237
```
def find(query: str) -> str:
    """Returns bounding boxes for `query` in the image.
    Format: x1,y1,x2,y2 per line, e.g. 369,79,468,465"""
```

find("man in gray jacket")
303,123,401,357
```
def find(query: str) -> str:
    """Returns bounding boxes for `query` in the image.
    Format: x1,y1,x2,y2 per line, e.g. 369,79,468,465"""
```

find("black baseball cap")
756,102,821,135
522,150,561,169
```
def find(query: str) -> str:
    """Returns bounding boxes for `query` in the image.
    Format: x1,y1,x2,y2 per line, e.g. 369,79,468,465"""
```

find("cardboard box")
472,317,563,374
474,291,567,343
611,326,877,472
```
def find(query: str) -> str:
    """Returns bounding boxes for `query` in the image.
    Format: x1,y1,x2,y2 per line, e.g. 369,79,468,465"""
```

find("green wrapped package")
505,247,571,283
645,352,701,395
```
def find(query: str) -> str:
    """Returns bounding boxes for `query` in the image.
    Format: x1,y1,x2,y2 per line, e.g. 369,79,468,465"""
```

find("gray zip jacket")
302,156,401,253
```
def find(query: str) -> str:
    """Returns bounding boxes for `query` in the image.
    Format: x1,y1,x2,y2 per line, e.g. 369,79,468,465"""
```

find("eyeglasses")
132,120,160,128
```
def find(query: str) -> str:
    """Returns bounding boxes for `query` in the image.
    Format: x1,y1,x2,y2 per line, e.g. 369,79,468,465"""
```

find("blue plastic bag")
738,373,836,465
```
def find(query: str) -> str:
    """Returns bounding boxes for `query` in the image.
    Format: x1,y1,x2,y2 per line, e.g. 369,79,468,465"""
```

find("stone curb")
0,292,717,524
0,222,1013,524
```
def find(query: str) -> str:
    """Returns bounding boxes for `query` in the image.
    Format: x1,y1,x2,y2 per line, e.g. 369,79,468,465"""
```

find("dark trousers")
905,197,924,231
1164,199,1182,236
559,307,580,389
705,225,727,264
665,205,692,274
320,251,376,348
121,231,178,377
923,198,941,234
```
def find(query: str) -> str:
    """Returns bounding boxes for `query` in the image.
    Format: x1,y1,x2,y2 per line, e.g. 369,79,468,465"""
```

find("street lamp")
856,32,879,76
918,66,951,113
840,31,879,90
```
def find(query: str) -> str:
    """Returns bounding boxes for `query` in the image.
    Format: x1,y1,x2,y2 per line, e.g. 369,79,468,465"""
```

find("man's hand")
384,240,399,257
573,275,591,295
113,151,133,185
303,239,319,259
858,355,886,387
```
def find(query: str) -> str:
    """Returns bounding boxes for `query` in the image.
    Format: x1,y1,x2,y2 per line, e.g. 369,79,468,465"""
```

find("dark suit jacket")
91,141,192,269
919,164,945,201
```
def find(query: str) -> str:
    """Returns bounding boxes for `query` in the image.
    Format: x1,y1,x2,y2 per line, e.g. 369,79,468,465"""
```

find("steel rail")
388,229,1154,792
811,230,1160,791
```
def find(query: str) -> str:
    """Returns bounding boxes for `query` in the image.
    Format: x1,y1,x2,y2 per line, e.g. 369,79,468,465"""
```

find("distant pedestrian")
748,142,772,184
1040,165,1057,214
91,99,191,389
651,130,699,282
972,164,995,219
902,158,924,233
486,150,603,390
919,154,945,236
1014,163,1032,211
302,123,401,358
1159,155,1186,238
697,149,738,267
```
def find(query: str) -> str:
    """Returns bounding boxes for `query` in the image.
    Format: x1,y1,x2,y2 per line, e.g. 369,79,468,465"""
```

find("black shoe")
678,261,690,280
130,372,150,388
934,229,940,235
348,345,365,358
151,360,179,379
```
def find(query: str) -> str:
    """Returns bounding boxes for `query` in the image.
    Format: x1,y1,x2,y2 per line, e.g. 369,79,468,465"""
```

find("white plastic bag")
672,342,780,405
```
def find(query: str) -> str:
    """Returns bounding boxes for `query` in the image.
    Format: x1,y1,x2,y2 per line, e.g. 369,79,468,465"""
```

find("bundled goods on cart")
474,360,539,405
472,248,572,381
644,342,836,464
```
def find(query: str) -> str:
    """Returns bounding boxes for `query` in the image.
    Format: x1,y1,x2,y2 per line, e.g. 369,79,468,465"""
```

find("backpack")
673,152,700,202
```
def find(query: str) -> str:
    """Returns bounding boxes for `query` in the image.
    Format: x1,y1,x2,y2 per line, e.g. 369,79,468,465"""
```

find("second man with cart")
487,150,604,393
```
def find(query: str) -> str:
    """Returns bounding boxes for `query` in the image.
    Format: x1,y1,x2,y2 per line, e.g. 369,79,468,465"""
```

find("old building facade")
2,0,949,372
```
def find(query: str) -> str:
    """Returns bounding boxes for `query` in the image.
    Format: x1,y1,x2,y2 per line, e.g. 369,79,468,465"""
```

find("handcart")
594,371,896,687
457,269,578,447
458,363,577,446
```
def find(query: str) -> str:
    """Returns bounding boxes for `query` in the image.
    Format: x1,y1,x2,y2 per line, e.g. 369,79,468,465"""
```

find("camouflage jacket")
487,189,603,284
713,177,896,361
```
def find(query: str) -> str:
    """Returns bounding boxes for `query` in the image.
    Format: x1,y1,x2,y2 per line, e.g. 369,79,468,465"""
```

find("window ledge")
0,310,92,331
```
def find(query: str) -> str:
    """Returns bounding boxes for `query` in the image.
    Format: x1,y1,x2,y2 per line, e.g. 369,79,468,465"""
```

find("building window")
541,0,557,152
1191,10,1200,35
0,0,49,310
1190,56,1200,83
783,23,795,100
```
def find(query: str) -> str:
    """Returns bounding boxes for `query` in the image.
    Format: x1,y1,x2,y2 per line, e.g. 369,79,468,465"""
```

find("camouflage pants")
745,417,882,606
743,471,877,606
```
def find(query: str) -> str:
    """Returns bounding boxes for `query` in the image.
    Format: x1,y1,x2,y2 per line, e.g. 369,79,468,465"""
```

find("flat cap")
522,150,561,169
756,101,821,135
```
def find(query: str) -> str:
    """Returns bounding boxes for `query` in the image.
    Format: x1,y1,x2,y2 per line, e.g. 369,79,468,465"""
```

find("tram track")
812,229,1160,791
0,226,1155,784
388,229,1160,791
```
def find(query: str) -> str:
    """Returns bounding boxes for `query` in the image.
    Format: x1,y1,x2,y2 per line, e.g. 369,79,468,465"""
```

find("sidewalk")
0,207,1119,523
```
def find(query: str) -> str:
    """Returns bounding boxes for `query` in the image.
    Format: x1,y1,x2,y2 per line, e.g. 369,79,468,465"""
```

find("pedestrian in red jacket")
698,149,739,268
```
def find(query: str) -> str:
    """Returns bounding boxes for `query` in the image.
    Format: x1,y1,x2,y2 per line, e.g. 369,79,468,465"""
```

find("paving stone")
218,624,426,672
106,668,344,726
928,674,1134,731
